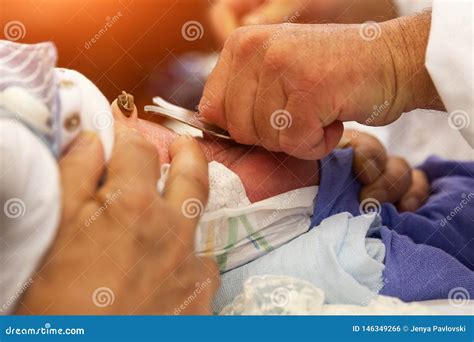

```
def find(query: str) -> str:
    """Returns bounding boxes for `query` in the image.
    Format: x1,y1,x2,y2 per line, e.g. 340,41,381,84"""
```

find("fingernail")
401,197,420,212
116,91,134,117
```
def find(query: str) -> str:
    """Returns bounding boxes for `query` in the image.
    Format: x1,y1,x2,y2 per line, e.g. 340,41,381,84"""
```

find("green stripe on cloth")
239,215,273,252
217,217,239,272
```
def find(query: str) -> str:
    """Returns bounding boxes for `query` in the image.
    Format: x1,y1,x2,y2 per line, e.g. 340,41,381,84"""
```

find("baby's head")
0,40,319,292
110,99,319,202
109,98,319,272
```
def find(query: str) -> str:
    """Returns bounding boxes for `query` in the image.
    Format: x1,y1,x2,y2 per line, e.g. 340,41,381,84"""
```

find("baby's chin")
111,104,319,202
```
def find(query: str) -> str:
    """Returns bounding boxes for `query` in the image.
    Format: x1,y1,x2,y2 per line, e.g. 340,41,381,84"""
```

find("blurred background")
1,0,220,120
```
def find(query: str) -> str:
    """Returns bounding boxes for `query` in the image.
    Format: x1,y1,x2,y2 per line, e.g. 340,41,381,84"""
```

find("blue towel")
312,149,474,302
212,212,386,313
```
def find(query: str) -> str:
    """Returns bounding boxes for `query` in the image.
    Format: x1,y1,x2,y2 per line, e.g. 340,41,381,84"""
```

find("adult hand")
16,126,218,314
200,11,443,160
341,130,429,212
210,0,397,44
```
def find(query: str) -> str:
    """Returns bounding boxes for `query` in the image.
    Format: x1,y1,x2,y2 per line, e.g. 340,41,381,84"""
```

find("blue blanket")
312,149,474,302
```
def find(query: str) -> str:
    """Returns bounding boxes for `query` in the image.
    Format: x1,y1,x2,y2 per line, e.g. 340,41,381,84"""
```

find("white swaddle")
158,162,318,272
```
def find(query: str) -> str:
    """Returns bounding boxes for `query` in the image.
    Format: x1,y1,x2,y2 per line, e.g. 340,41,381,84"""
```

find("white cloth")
158,161,318,272
426,0,473,148
221,275,433,315
0,41,115,314
394,0,433,16
394,0,473,148
0,119,60,314
212,213,386,313
345,0,474,164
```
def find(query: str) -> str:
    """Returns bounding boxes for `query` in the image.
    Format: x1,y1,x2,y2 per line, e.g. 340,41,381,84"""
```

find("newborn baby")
0,40,392,313
110,99,319,272
0,40,319,312
4,40,471,315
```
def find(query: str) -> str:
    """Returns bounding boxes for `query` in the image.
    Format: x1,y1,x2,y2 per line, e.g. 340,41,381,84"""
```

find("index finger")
98,123,161,223
163,135,209,241
198,29,237,129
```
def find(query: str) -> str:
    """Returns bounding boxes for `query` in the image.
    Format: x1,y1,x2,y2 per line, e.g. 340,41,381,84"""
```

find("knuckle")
234,29,265,59
113,186,157,218
223,26,246,51
263,45,291,72
123,131,158,159
391,156,411,178
226,122,247,144
168,171,209,199
279,131,299,151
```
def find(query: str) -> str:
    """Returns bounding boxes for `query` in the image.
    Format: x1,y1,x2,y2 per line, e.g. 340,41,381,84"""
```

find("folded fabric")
221,275,433,315
312,149,474,302
0,40,58,154
212,212,386,313
158,161,318,272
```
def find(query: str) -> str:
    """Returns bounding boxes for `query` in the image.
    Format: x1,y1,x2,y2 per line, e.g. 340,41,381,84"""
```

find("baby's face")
111,102,319,202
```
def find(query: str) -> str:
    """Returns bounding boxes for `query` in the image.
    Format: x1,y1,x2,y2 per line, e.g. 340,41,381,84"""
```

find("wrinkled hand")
16,126,219,314
342,129,429,212
210,0,397,44
200,13,442,160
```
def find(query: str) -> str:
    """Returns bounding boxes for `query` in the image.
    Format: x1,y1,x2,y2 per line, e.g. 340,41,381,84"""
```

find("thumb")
59,132,105,221
243,0,299,25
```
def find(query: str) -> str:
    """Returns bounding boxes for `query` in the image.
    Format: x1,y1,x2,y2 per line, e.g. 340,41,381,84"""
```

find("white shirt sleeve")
425,0,474,148
394,0,433,16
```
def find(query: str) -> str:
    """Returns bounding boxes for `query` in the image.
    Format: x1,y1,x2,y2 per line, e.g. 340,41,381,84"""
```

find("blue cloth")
212,212,386,313
312,149,474,302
